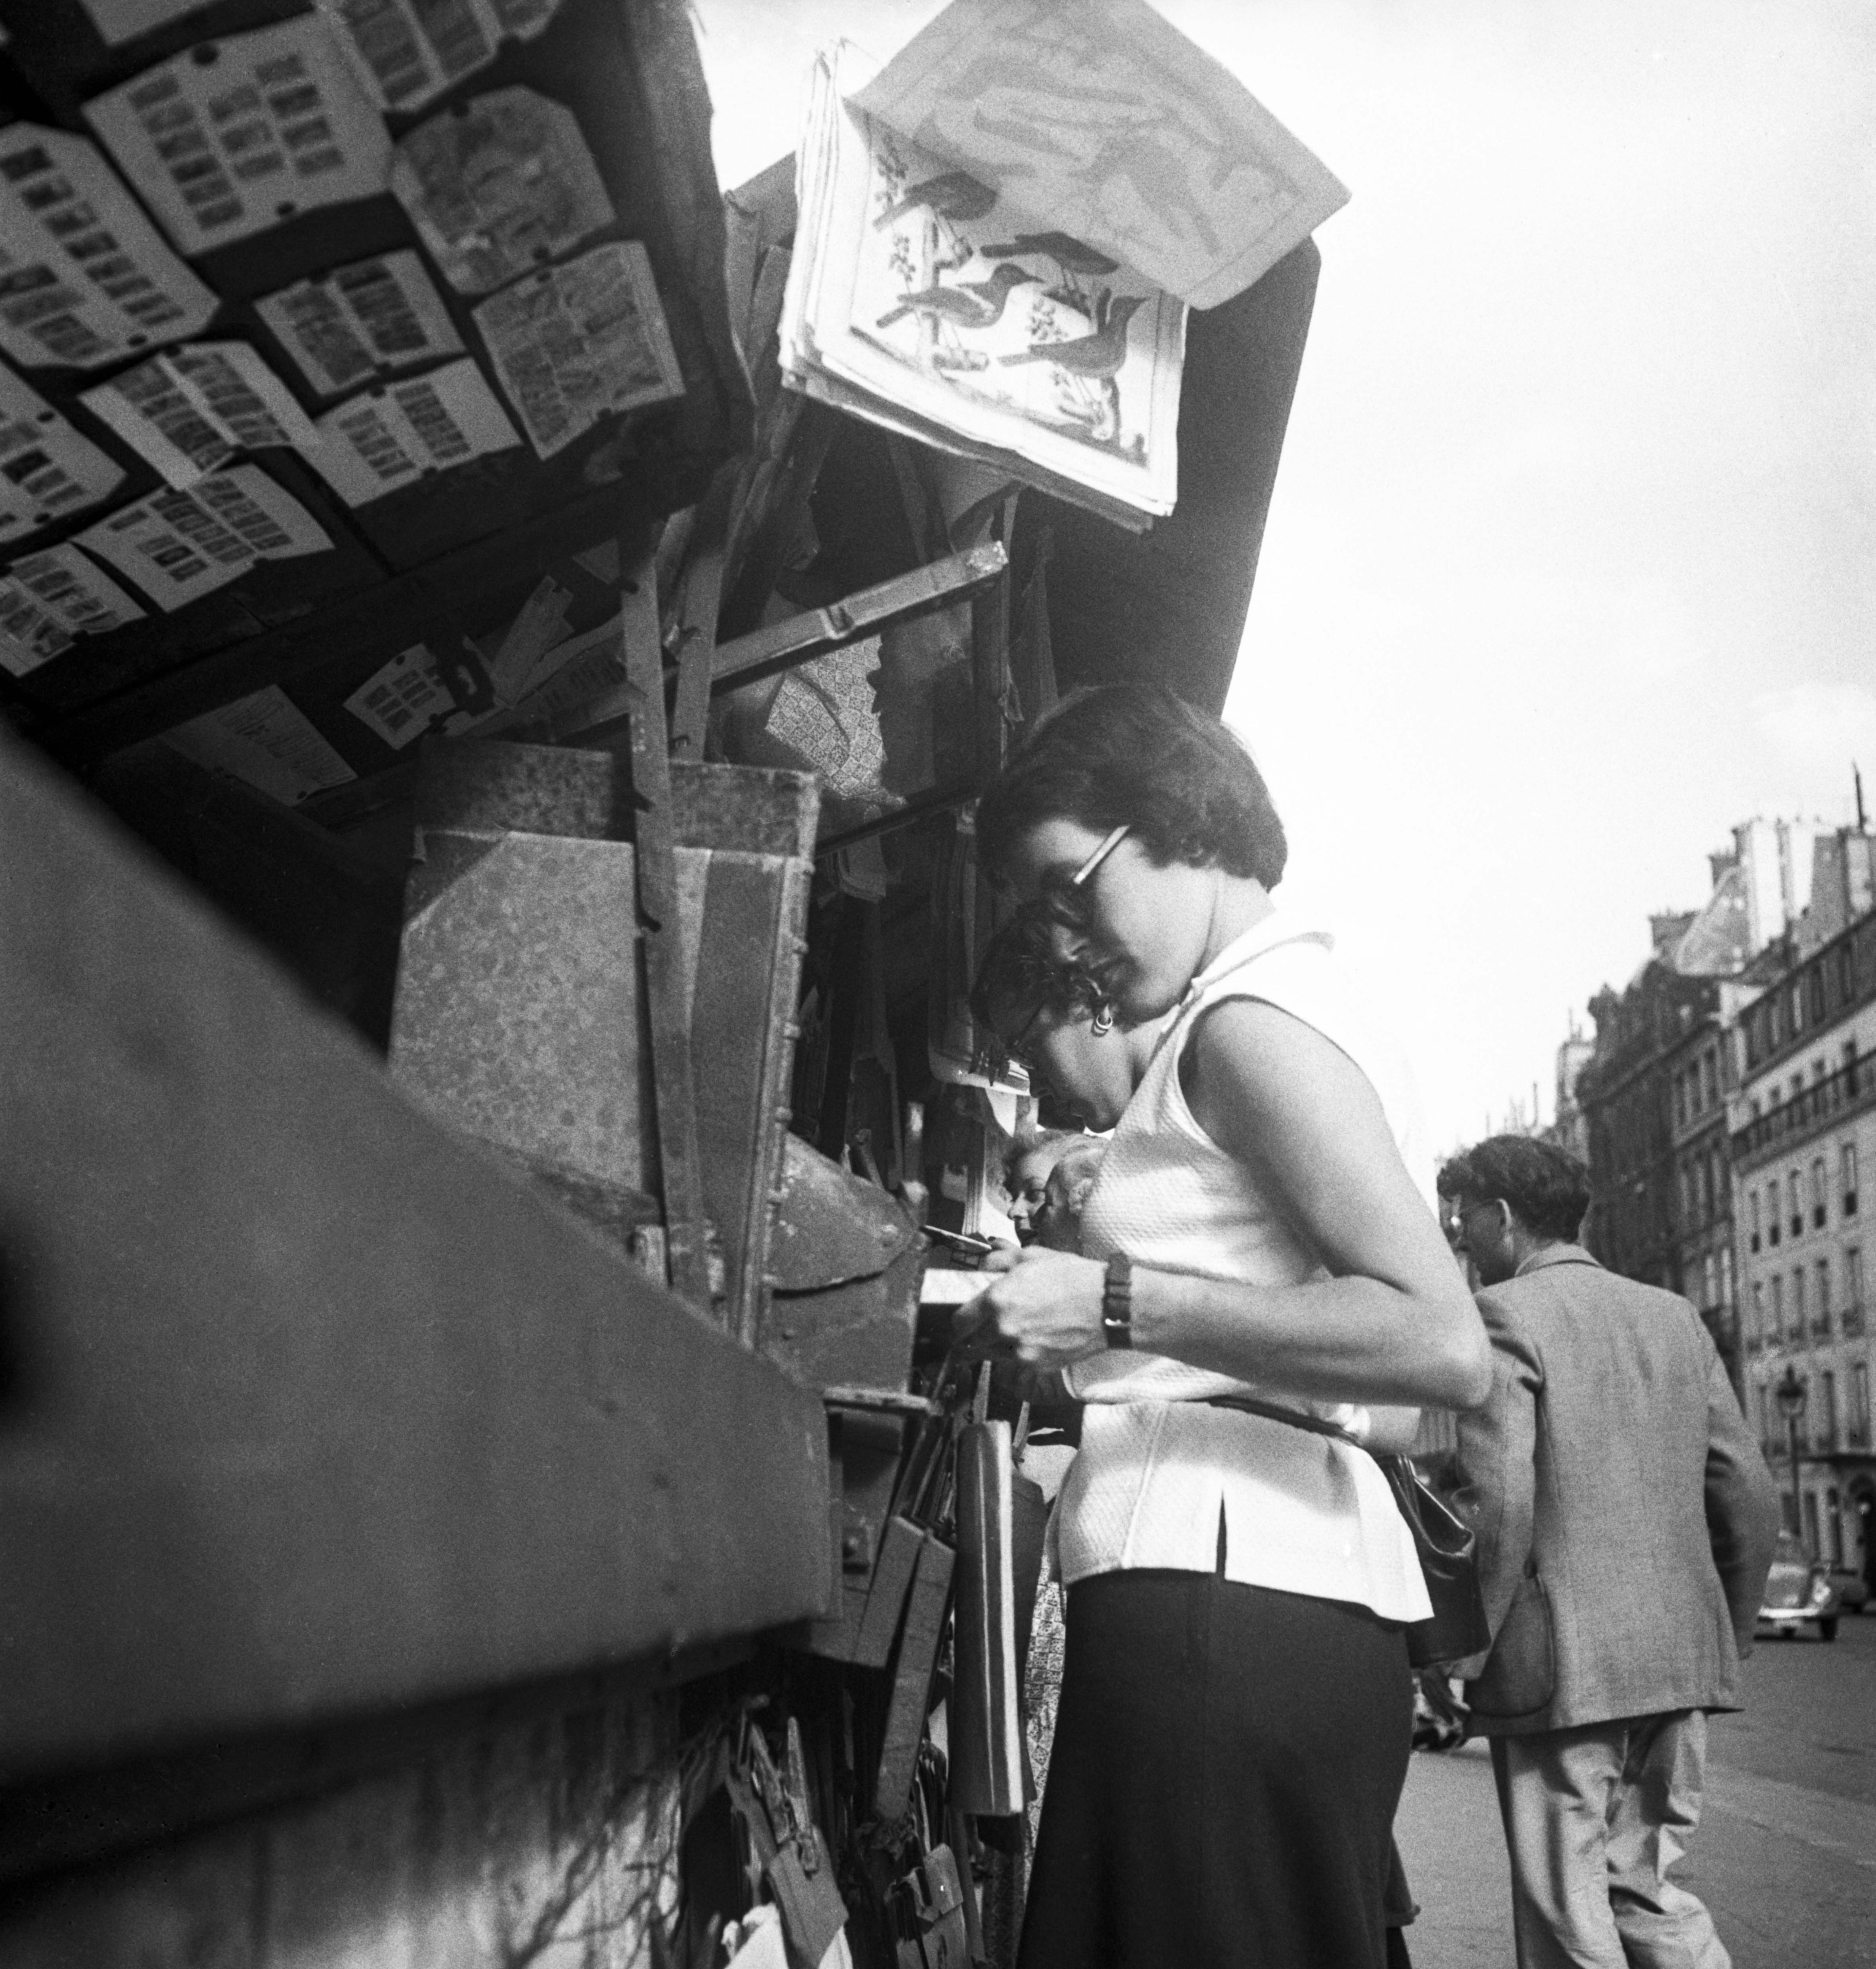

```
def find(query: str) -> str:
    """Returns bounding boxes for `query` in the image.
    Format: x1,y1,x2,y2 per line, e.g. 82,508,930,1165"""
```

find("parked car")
1826,1566,1871,1615
1757,1531,1839,1641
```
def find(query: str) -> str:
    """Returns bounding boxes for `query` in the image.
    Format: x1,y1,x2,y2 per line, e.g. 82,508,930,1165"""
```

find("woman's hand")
955,1245,1108,1368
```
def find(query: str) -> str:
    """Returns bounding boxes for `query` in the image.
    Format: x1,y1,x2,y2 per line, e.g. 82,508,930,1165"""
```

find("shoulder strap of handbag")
1203,1393,1473,1563
1202,1391,1355,1441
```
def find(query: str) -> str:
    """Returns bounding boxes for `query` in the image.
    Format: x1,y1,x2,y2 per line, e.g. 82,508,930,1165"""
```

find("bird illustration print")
999,293,1145,380
876,263,1039,332
873,171,998,231
980,233,1119,278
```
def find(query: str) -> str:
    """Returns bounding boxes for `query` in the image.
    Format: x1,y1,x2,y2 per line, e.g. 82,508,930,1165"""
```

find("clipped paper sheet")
85,16,392,257
308,356,519,505
0,125,217,370
79,0,214,46
853,0,1349,310
166,684,357,804
319,0,502,112
343,639,494,748
487,572,573,702
81,342,320,489
0,363,126,542
390,87,612,295
257,250,463,398
473,242,683,457
77,464,331,610
0,544,145,677
317,0,566,110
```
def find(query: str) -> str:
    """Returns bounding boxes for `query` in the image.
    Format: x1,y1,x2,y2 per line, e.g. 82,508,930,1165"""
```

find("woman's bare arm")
961,999,1491,1412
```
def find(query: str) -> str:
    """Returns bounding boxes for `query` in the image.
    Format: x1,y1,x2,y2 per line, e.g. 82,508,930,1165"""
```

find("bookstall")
0,0,1334,1961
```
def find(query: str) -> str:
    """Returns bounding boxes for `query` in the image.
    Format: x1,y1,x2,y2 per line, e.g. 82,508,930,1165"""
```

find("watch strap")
1102,1252,1134,1349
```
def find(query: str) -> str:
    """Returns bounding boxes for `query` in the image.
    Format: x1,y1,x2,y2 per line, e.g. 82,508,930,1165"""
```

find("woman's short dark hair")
975,685,1287,888
971,910,1104,1042
1436,1136,1591,1243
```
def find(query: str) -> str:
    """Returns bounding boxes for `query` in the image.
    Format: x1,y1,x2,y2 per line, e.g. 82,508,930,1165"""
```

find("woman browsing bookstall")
956,686,1490,1969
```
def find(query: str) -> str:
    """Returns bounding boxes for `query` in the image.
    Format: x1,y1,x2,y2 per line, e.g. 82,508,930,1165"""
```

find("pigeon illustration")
980,232,1119,278
873,171,998,230
876,263,1038,332
998,294,1147,378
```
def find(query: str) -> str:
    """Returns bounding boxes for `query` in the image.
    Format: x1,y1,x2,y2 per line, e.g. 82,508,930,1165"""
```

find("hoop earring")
1091,1004,1115,1036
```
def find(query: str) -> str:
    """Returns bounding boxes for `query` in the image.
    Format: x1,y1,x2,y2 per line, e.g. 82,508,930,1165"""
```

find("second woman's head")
975,685,1286,1022
972,910,1138,1131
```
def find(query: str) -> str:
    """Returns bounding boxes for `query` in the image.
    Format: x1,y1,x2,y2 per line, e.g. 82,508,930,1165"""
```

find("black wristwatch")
1102,1252,1134,1349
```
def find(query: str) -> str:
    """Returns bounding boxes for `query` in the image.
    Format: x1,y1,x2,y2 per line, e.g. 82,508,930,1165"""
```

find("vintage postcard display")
0,0,693,733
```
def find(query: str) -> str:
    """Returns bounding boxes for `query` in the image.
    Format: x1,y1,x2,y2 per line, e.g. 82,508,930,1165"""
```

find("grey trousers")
1488,1711,1729,1969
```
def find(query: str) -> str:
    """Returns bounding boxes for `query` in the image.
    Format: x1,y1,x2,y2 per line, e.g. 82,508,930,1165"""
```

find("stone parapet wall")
1,1689,686,1969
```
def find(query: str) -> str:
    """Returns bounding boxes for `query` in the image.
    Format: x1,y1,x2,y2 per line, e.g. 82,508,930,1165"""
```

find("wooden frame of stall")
0,2,1321,1958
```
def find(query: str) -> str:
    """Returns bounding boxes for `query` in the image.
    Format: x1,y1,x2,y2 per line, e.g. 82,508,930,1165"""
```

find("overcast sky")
693,0,1876,1151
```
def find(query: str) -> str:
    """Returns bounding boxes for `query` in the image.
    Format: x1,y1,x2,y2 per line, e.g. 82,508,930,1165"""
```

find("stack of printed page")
779,0,1348,529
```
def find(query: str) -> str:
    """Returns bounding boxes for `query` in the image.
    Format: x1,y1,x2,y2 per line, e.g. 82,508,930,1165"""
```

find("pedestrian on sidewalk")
959,685,1492,1969
1439,1135,1780,1969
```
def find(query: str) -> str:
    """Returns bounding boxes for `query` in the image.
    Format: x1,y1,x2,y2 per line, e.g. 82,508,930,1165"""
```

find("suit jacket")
1453,1244,1779,1736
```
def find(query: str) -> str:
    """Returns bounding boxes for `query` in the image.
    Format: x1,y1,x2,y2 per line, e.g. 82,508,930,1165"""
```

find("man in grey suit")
1438,1136,1778,1969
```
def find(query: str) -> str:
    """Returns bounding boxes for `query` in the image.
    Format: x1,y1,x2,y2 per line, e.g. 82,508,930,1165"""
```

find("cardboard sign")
0,363,126,542
390,86,612,295
308,356,519,505
165,684,357,803
472,241,683,457
85,16,392,257
256,251,463,398
82,342,320,489
77,464,331,610
0,124,216,370
0,544,145,677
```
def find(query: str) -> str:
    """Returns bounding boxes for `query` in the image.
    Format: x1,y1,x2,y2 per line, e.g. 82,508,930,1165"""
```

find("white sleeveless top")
1058,911,1434,1620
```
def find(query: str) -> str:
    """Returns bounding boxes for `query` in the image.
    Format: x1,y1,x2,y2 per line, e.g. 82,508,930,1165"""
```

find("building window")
1839,946,1856,1004
1771,1272,1785,1337
1851,1361,1871,1447
1803,1490,1820,1556
1819,1370,1838,1452
1721,1242,1735,1309
1815,1258,1832,1337
1769,1177,1781,1246
1790,1166,1804,1240
1703,1050,1719,1108
1845,1143,1859,1218
1847,1248,1866,1338
1813,1156,1828,1228
1826,1487,1844,1567
1749,1188,1762,1252
1793,1265,1807,1334
1703,1252,1718,1309
1808,969,1827,1026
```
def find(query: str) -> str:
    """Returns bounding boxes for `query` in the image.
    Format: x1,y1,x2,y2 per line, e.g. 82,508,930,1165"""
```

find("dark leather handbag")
1204,1394,1490,1668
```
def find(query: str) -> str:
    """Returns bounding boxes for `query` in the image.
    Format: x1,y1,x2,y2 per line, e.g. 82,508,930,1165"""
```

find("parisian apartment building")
1578,815,1876,1586
1732,837,1876,1580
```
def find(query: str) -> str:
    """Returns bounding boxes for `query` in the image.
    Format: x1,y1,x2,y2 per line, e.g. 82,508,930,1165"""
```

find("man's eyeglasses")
1030,823,1130,934
1444,1198,1503,1246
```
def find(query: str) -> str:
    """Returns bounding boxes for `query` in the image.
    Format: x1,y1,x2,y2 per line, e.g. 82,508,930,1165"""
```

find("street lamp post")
1775,1364,1809,1549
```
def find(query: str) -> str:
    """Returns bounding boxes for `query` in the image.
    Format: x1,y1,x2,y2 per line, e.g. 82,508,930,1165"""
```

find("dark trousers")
1018,1569,1412,1969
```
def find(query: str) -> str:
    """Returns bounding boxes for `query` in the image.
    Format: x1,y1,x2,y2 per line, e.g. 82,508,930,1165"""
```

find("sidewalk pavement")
1392,1738,1876,1969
